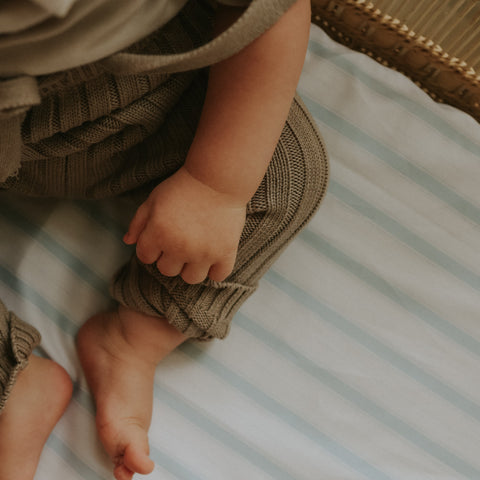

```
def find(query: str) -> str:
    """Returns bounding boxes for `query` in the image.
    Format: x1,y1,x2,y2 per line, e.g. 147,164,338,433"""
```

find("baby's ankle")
115,306,187,364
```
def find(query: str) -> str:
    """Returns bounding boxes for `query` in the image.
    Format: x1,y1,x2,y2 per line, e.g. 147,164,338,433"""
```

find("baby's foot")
76,306,186,480
0,355,73,480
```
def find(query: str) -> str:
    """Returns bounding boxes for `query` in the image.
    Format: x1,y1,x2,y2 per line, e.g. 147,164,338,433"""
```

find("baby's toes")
97,420,153,478
113,441,153,480
123,437,155,475
113,462,135,480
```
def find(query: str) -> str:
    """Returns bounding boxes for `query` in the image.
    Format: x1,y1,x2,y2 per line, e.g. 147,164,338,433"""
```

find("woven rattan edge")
311,0,480,123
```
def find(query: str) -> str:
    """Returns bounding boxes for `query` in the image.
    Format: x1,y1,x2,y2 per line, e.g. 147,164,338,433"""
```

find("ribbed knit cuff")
0,302,41,413
110,257,256,341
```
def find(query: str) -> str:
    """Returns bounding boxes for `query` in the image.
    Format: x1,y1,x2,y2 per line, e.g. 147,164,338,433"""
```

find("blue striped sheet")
301,96,480,226
306,39,480,159
326,180,480,290
264,269,480,424
298,229,480,356
179,342,394,480
0,265,79,336
46,435,106,480
0,204,110,295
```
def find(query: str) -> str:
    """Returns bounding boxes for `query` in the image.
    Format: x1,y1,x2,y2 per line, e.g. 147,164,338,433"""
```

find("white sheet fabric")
1,24,480,479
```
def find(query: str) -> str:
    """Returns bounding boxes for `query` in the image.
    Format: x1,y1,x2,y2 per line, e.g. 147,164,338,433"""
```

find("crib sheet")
1,24,480,480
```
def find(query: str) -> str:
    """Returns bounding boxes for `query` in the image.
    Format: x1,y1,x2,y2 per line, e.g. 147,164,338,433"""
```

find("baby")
0,0,328,479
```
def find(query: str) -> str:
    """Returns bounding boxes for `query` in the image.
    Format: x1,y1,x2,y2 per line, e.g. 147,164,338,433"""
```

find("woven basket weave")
311,0,480,123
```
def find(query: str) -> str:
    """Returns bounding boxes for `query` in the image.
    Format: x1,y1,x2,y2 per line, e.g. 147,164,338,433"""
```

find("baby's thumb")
124,204,149,244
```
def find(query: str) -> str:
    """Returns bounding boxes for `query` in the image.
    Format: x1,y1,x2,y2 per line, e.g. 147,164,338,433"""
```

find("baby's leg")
0,355,73,480
0,302,73,480
76,306,186,480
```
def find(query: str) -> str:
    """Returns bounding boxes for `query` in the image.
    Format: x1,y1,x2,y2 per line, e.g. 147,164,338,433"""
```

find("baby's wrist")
179,165,250,208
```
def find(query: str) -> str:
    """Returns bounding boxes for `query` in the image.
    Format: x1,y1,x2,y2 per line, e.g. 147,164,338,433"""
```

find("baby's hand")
123,167,246,284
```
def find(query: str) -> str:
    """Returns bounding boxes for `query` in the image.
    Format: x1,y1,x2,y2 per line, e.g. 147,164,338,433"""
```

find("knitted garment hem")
0,301,41,413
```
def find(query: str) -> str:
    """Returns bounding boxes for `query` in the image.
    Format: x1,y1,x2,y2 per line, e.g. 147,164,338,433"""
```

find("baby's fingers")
135,227,162,264
124,203,149,244
208,258,236,283
181,262,211,285
156,254,184,278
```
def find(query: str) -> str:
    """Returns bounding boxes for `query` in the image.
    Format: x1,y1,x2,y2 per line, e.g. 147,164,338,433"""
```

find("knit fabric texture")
0,0,297,184
0,301,41,413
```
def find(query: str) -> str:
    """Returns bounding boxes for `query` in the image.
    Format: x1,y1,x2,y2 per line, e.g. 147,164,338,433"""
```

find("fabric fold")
100,0,296,75
0,76,41,182
0,301,41,413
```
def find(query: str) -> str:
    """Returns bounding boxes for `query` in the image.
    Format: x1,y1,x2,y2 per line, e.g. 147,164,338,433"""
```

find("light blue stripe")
74,384,96,415
328,180,480,291
300,94,480,226
0,204,110,296
239,296,480,427
0,265,78,336
179,342,395,480
265,269,480,479
300,229,480,358
149,445,207,480
307,39,480,160
155,383,308,480
46,434,107,480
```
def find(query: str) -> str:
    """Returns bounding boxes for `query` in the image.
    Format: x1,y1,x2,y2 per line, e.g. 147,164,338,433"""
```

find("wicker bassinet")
311,0,480,123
